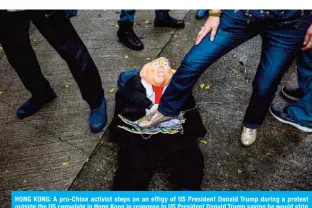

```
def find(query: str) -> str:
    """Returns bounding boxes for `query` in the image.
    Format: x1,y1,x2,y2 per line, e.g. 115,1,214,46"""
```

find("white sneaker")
241,126,257,146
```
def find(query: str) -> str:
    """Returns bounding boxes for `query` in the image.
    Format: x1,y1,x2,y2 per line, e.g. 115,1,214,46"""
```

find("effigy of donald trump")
109,57,206,190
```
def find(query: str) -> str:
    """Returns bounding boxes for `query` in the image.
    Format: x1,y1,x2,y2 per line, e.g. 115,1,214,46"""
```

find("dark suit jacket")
109,73,206,142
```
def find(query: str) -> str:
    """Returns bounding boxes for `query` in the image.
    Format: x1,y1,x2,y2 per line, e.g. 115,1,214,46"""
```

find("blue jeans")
118,10,170,26
158,10,312,129
287,50,312,123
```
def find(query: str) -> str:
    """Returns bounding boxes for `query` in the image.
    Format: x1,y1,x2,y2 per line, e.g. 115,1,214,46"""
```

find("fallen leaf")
125,55,129,59
200,139,207,145
200,84,205,89
114,24,119,28
225,152,230,156
33,39,38,45
23,179,27,183
0,91,3,95
232,69,238,73
85,158,89,163
109,88,115,93
146,58,151,61
204,85,210,90
62,162,69,167
133,66,137,68
150,40,154,43
174,34,178,38
237,169,242,174
66,84,70,88
145,19,150,24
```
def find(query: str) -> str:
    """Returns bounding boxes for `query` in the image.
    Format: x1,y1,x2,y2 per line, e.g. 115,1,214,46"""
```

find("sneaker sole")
269,107,312,133
281,88,299,102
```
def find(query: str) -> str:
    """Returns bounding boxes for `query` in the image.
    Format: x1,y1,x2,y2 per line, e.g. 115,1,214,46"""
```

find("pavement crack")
57,136,89,156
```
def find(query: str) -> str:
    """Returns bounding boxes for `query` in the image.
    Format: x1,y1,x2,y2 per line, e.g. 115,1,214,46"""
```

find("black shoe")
16,92,57,119
281,86,303,102
117,27,144,51
154,15,185,28
269,104,312,132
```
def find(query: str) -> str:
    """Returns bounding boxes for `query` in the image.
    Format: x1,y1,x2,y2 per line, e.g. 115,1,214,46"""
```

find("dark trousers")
158,10,312,128
0,10,104,108
287,50,312,123
112,131,204,191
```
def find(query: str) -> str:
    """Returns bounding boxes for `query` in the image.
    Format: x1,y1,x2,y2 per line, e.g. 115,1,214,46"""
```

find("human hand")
302,24,312,51
196,16,220,45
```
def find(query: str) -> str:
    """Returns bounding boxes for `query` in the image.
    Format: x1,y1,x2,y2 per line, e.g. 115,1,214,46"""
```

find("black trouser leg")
30,10,104,108
0,11,53,97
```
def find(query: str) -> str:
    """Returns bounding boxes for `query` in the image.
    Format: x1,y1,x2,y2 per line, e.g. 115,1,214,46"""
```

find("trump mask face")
140,57,174,87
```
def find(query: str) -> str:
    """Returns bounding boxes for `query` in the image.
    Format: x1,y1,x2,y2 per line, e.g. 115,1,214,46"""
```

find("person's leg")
0,11,56,119
138,10,258,128
242,13,312,145
118,10,136,27
280,49,312,102
154,10,170,20
154,10,184,28
30,10,104,108
243,43,298,129
117,10,143,51
30,10,107,132
297,50,312,94
280,52,308,102
1,11,54,97
159,11,257,117
270,50,312,132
